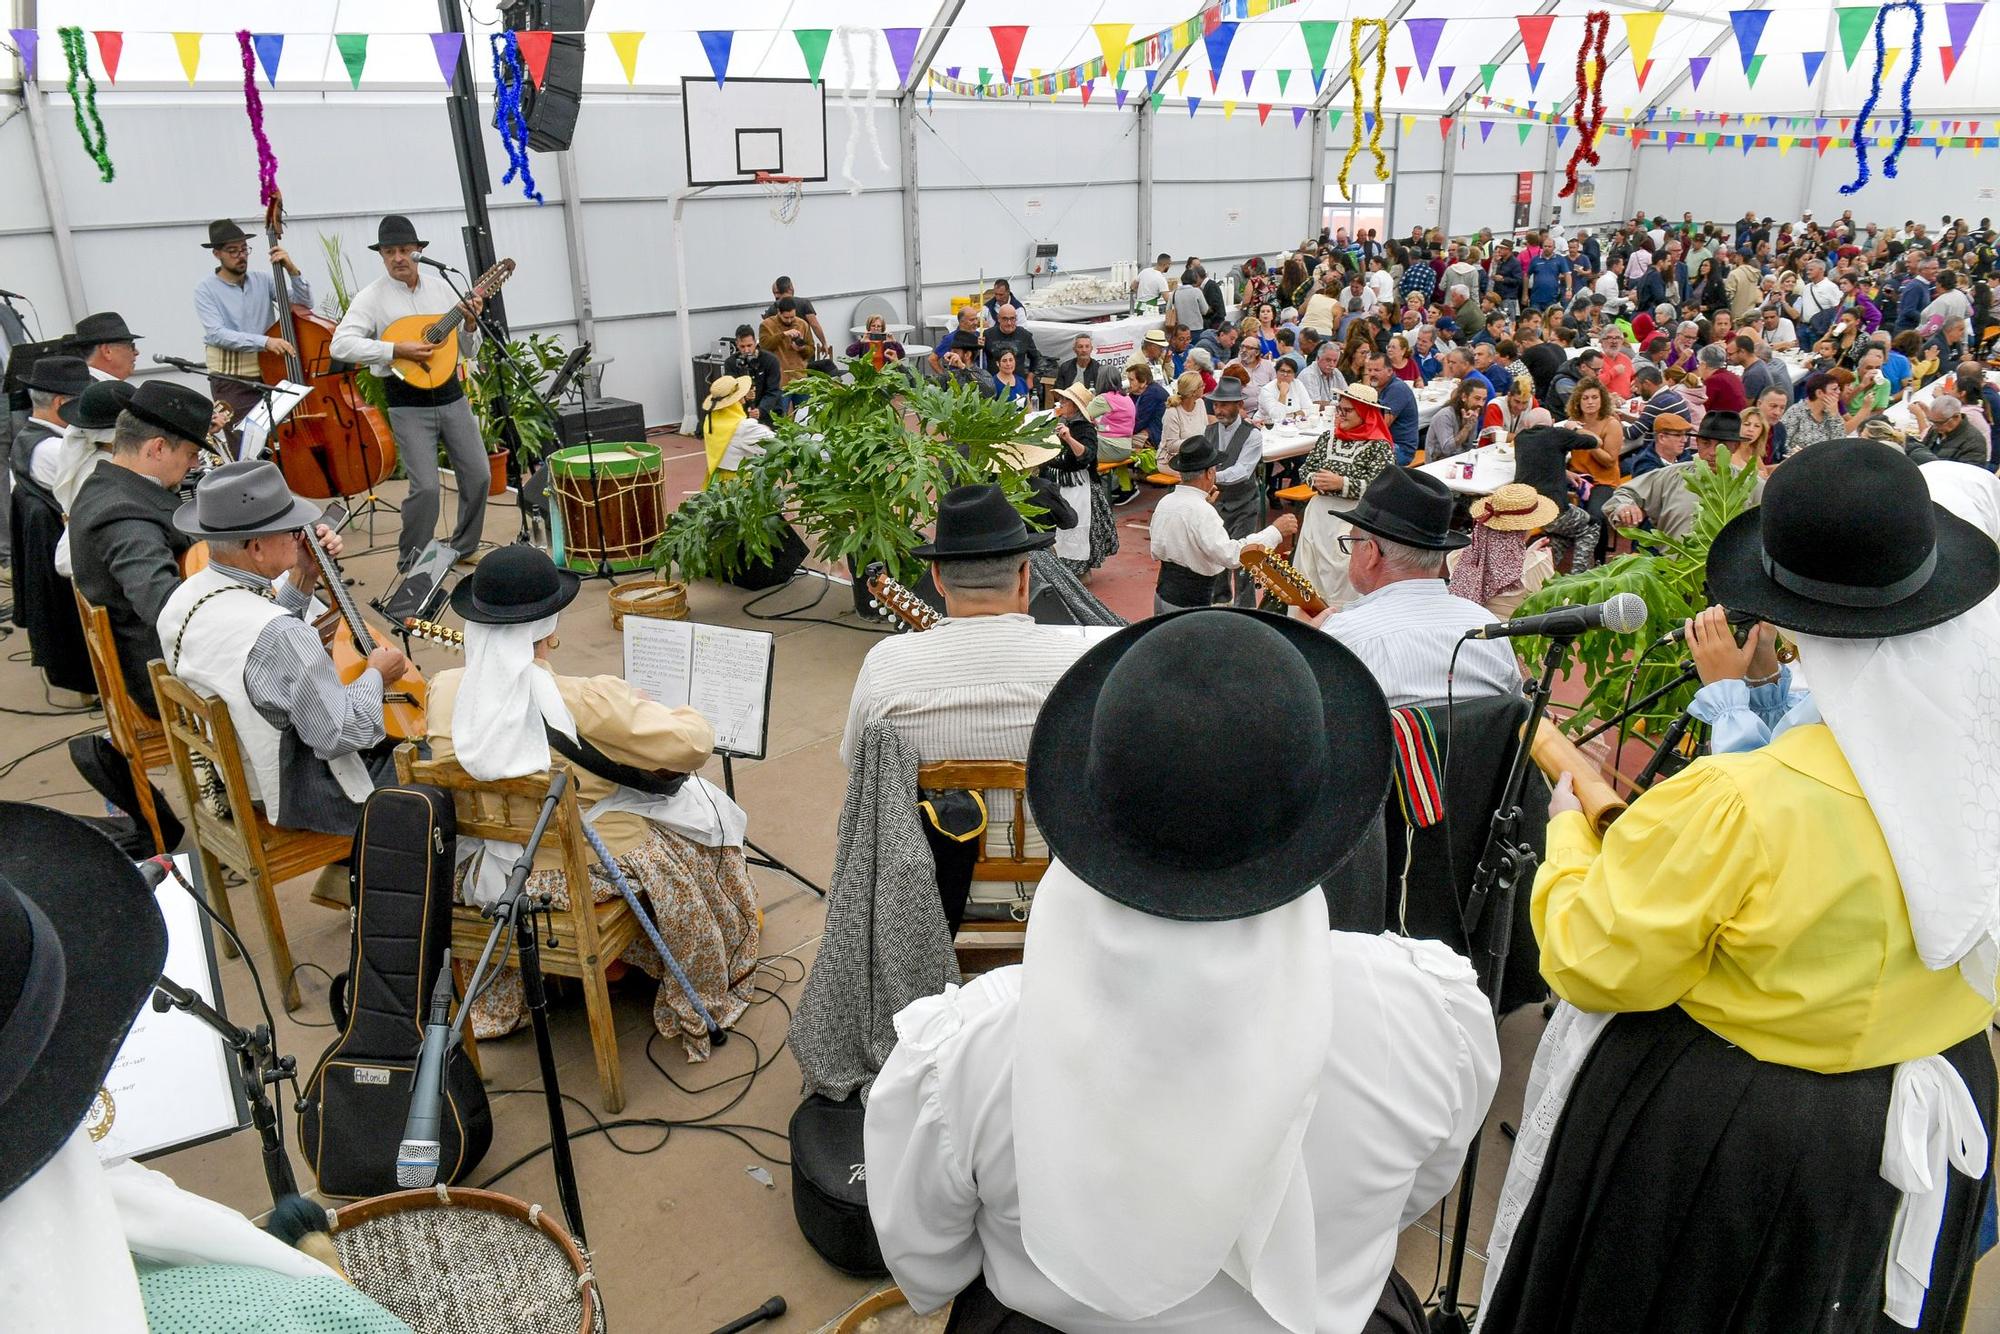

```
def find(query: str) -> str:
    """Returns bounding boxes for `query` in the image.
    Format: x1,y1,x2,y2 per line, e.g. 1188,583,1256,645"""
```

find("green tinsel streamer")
58,27,113,183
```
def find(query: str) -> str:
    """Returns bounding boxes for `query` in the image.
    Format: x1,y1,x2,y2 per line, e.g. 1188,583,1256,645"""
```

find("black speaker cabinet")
501,0,590,152
554,396,647,447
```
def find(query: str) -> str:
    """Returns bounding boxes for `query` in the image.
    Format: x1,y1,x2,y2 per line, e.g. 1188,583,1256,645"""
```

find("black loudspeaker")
554,396,647,447
500,0,591,153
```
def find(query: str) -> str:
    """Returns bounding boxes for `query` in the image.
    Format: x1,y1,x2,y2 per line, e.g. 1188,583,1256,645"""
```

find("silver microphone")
1465,592,1649,640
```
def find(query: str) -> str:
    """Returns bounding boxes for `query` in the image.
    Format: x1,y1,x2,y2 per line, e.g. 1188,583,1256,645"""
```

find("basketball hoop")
756,172,804,225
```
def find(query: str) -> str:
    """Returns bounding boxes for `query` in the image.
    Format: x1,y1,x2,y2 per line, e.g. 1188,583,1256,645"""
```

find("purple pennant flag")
427,32,460,86
1242,69,1255,95
1437,65,1454,91
1729,10,1770,73
1203,20,1238,77
885,28,921,86
1406,17,1446,80
1946,2,1984,52
945,65,959,80
7,28,32,79
1293,105,1307,128
1479,119,1494,142
1555,124,1570,147
1116,87,1128,109
698,30,732,86
1815,116,1828,131
1689,56,1711,90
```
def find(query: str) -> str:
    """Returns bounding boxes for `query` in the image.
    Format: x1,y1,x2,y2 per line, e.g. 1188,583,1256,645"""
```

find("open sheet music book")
622,618,777,760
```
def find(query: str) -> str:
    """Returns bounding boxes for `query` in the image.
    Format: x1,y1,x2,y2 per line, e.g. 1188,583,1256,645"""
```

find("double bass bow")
258,190,396,500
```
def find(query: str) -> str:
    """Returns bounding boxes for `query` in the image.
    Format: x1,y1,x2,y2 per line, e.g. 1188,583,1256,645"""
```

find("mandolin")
402,617,464,649
384,259,518,390
1239,545,1329,617
863,562,939,633
302,527,427,739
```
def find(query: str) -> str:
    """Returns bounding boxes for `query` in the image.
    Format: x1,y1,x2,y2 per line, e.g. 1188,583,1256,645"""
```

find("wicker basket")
608,579,689,630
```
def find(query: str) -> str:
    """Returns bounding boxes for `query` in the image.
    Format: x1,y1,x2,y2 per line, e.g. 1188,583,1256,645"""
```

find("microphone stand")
429,263,551,550
1427,632,1575,1334
151,975,300,1209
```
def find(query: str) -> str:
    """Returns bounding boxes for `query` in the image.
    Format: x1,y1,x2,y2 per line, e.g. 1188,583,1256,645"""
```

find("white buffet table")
1417,442,1517,496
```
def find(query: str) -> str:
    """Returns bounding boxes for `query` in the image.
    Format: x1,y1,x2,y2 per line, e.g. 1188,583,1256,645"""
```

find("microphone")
1651,607,1758,650
0,287,25,301
396,951,456,1189
151,353,207,373
136,857,171,889
1465,592,1649,640
416,256,460,273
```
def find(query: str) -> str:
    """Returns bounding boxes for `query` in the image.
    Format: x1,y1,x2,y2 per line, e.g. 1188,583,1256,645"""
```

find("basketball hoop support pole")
673,185,715,434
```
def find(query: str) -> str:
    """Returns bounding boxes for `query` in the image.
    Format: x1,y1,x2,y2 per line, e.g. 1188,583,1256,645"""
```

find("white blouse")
1258,379,1313,426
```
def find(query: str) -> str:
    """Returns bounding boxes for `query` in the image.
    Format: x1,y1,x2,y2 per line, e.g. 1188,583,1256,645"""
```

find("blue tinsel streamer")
1841,0,1924,196
489,32,543,204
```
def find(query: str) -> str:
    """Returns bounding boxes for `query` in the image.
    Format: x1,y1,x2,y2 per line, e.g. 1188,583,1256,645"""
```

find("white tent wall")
1151,106,1313,264
1378,120,1632,238
1626,141,1994,229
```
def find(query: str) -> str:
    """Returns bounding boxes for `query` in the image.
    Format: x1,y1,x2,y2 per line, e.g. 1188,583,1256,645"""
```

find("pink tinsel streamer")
236,30,278,206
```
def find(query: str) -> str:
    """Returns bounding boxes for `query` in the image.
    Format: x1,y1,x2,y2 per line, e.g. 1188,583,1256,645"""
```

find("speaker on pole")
500,0,591,153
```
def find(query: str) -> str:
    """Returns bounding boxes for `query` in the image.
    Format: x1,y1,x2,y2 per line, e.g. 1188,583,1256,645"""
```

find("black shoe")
1111,486,1141,507
69,733,185,852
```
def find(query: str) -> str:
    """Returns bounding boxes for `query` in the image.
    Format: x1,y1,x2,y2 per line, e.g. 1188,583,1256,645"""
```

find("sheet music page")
688,624,774,758
623,617,694,708
94,856,243,1164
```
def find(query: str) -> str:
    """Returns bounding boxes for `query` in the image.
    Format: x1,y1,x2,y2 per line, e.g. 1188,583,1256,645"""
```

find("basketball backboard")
682,78,829,187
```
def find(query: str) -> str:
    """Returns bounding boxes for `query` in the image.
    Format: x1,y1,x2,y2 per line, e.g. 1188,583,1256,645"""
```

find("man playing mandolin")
330,214,490,572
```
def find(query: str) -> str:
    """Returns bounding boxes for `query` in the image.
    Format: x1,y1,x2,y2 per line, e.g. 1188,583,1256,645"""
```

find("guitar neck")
865,566,939,632
427,263,513,342
305,527,376,656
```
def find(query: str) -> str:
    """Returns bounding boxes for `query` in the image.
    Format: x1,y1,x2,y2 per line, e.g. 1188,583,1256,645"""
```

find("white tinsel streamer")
836,25,890,194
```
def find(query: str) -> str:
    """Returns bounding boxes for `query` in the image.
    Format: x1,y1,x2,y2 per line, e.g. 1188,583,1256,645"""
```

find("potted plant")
466,332,572,493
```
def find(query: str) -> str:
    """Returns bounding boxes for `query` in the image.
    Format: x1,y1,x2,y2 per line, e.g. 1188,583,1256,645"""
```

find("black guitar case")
299,785,492,1198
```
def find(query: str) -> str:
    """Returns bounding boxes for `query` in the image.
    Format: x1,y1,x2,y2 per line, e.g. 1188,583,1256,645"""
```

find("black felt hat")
125,380,213,445
450,542,580,625
911,484,1055,560
1344,466,1470,551
202,218,252,249
0,803,167,1204
1694,409,1743,443
1707,437,1998,639
57,378,136,429
368,214,427,252
23,355,91,397
1027,608,1392,920
68,312,141,347
1171,436,1220,474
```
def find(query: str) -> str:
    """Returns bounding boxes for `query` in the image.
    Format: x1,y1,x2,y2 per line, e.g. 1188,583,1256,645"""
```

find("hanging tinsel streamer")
1840,0,1924,195
57,27,113,182
235,31,279,206
1559,11,1610,198
489,32,542,204
1337,19,1390,201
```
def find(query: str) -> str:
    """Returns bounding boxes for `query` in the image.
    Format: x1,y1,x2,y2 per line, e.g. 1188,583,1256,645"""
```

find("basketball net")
756,172,803,226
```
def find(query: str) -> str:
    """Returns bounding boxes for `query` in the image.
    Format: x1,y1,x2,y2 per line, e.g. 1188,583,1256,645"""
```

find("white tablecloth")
1417,443,1517,496
1021,300,1131,322
1885,369,2000,432
923,305,1243,366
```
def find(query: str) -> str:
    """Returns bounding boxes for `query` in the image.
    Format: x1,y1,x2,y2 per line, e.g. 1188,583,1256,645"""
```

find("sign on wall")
1514,171,1534,230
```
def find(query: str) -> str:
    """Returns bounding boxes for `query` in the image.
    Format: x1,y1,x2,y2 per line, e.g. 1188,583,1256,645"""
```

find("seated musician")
10,357,95,702
1146,435,1295,615
1317,468,1523,707
155,461,401,838
426,545,760,1057
864,610,1499,1332
51,378,136,522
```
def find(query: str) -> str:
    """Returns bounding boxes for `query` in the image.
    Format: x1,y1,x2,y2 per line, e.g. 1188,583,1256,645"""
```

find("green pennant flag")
1327,108,1343,134
1745,53,1766,87
1276,68,1290,96
794,29,831,84
1151,91,1164,110
1518,122,1534,144
1480,63,1498,93
335,32,368,88
1836,7,1880,70
978,66,991,86
1300,20,1339,73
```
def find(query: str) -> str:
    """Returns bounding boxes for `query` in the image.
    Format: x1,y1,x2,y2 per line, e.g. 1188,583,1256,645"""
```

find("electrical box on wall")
1026,241,1059,278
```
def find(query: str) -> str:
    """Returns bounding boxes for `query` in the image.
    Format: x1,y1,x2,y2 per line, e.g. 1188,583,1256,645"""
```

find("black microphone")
151,353,207,373
397,951,456,1188
0,287,25,301
1651,607,1758,650
708,1297,787,1334
1464,592,1649,640
416,256,460,273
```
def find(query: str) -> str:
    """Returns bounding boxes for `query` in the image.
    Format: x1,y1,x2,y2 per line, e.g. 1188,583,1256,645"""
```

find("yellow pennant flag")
1175,68,1190,95
1402,114,1416,135
1778,135,1793,154
1622,12,1663,72
1885,47,1903,75
1093,23,1132,75
608,31,643,84
173,31,203,84
1223,100,1237,119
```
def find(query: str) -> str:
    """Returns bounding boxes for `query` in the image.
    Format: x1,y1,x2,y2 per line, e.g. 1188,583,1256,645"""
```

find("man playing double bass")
193,217,310,428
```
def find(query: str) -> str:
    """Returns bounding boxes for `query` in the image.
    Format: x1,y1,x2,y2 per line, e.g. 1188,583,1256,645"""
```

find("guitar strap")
544,725,689,798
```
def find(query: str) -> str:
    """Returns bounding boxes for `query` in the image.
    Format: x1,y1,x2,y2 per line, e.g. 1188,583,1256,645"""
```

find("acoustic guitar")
384,259,517,391
302,526,427,739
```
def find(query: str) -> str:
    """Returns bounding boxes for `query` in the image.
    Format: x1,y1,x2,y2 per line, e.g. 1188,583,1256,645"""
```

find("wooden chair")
73,589,171,854
149,662,350,1011
395,747,640,1114
918,761,1048,975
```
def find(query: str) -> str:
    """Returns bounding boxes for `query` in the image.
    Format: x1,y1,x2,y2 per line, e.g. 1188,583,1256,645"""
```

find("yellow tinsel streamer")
1338,18,1390,200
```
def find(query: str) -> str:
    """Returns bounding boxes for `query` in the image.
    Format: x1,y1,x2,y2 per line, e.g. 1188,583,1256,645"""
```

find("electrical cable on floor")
740,569,894,635
0,727,100,781
284,961,340,1028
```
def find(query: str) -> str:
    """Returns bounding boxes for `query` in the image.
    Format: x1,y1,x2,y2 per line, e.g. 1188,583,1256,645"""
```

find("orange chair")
74,589,172,854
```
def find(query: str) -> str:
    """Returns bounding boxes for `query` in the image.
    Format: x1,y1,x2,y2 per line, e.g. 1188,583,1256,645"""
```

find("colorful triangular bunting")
516,30,553,88
254,32,286,86
334,32,366,89
793,30,828,84
1407,18,1446,80
1837,7,1880,70
428,32,460,85
1730,10,1771,72
94,31,122,83
7,28,35,80
1623,12,1663,70
885,28,921,86
1689,55,1711,90
990,26,1025,85
1517,14,1555,67
1746,53,1766,86
1300,20,1339,75
171,31,202,84
1094,23,1132,75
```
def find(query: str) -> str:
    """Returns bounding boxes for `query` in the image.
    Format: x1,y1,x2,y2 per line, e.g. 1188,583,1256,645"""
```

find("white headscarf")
1012,862,1333,1332
449,615,578,781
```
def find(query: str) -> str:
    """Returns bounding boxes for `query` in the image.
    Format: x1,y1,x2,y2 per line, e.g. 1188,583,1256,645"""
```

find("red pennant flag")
1439,116,1454,137
1636,59,1652,88
1517,14,1556,67
1210,69,1220,92
1080,79,1094,106
515,30,552,87
1395,65,1411,92
1839,117,1851,132
1816,135,1831,155
990,25,1026,85
1257,103,1272,125
1940,45,1959,81
1971,121,1982,134
94,30,123,82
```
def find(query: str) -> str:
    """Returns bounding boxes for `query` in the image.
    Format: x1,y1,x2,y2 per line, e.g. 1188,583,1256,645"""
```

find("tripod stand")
720,754,825,897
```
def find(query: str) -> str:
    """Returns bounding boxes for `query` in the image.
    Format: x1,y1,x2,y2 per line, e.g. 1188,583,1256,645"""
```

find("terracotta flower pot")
487,448,510,496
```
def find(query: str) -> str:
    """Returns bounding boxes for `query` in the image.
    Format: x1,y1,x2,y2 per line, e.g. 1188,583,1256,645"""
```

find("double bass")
257,191,396,499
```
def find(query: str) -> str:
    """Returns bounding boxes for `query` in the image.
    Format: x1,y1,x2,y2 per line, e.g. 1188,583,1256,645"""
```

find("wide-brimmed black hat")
0,803,166,1204
368,214,427,252
450,542,580,624
57,377,135,429
125,380,213,445
202,218,252,249
1344,467,1470,551
1027,608,1391,920
949,329,983,353
1172,437,1220,474
68,312,140,347
911,484,1055,560
173,460,323,539
23,355,90,397
1694,409,1743,443
1707,437,1998,639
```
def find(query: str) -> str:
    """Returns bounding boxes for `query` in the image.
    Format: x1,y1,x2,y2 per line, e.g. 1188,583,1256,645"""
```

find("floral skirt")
461,826,762,1061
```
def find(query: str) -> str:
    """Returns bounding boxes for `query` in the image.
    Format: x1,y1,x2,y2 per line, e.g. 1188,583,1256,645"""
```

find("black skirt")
1482,1006,1996,1334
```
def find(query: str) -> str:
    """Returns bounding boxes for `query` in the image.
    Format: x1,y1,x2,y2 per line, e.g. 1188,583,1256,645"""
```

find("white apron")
1055,474,1094,562
1291,492,1360,612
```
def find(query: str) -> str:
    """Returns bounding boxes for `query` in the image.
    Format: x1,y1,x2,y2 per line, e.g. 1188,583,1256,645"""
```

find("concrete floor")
3,434,1996,1332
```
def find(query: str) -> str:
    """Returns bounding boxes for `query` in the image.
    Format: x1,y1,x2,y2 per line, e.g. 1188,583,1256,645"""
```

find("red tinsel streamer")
1560,11,1609,198
235,30,278,206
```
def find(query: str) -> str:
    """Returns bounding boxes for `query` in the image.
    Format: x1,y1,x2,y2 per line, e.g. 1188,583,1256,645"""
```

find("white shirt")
1367,270,1397,308
1796,277,1841,321
1258,379,1310,425
1136,268,1171,304
19,418,62,490
1761,317,1799,350
864,933,1500,1331
1322,577,1523,708
1149,485,1280,576
1594,270,1620,302
329,270,481,377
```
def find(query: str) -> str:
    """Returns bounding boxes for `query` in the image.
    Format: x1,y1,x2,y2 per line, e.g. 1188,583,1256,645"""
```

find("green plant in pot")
651,357,1055,608
466,332,571,472
1509,453,1761,737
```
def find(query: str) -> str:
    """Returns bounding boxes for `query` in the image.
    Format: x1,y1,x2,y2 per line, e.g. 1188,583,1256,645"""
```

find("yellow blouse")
1533,722,1997,1074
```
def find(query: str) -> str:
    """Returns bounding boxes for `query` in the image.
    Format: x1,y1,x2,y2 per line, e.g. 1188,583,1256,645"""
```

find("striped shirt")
1321,578,1523,708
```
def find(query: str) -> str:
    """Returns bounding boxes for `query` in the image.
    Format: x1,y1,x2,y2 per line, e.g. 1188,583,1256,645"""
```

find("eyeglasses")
1336,534,1378,556
216,244,250,257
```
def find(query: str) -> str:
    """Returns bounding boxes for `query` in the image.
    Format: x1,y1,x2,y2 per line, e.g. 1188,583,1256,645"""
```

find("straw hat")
1335,383,1382,409
992,440,1063,472
1469,483,1559,532
702,375,752,412
1053,382,1096,414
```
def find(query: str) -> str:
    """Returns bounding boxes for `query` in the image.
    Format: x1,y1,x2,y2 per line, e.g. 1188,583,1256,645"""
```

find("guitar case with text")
299,785,492,1198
